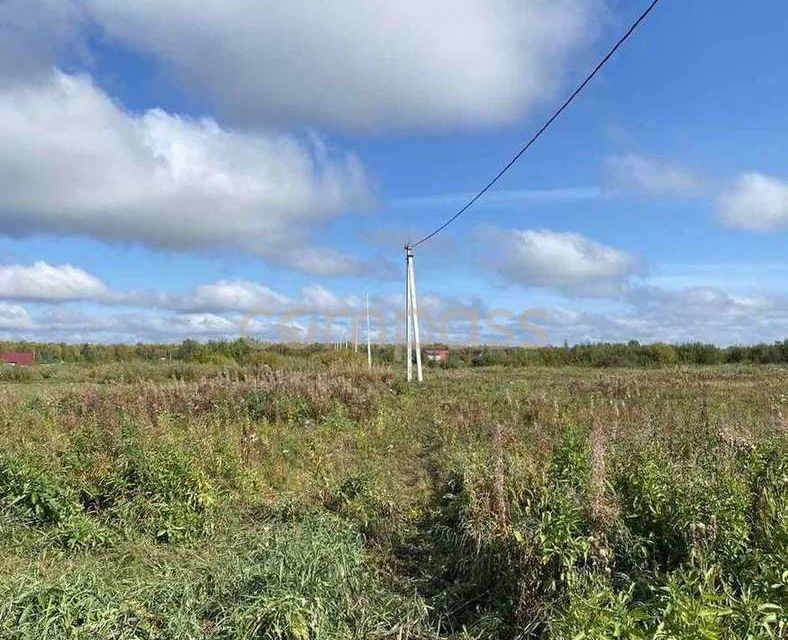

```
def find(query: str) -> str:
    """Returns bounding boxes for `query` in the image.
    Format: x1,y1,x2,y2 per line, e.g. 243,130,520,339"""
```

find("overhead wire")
410,0,664,248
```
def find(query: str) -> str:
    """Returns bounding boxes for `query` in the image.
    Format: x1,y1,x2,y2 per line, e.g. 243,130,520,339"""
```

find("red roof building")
424,347,450,363
0,352,35,366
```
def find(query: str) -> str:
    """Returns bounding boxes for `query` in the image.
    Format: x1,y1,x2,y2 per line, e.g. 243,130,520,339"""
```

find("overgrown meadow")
0,357,786,639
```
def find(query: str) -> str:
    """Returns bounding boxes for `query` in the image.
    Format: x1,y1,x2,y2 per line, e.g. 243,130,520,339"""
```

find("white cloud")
0,261,109,302
162,313,238,335
606,153,705,196
87,0,598,131
298,285,355,315
147,280,358,316
1,274,785,346
163,280,291,314
617,285,787,345
136,280,363,318
0,71,372,274
606,155,788,234
484,228,638,291
0,303,33,330
0,261,364,318
283,249,372,279
492,286,788,346
33,307,243,343
627,285,772,318
717,172,788,232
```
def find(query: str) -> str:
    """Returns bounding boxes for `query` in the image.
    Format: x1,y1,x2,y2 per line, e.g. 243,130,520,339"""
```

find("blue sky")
0,0,786,345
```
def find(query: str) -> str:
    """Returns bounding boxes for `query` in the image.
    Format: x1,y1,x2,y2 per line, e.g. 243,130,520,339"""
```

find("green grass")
0,362,786,638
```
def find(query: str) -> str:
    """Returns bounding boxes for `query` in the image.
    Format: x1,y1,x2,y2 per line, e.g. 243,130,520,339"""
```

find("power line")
410,0,664,249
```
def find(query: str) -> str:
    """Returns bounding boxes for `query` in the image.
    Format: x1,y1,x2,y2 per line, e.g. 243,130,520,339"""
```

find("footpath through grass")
0,363,786,638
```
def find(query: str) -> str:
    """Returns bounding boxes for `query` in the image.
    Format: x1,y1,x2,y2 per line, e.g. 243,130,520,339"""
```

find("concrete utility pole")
366,294,372,370
404,245,423,382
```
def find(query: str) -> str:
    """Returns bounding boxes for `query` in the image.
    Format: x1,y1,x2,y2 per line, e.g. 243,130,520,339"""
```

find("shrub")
0,454,112,548
0,454,78,526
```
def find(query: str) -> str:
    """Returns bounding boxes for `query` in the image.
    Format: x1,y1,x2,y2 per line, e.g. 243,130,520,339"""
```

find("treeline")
443,340,788,368
0,339,340,366
0,339,256,365
2,338,787,368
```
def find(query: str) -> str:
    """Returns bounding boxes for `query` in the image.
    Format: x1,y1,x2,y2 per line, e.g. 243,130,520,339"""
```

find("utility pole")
404,245,423,382
405,246,412,381
366,294,372,370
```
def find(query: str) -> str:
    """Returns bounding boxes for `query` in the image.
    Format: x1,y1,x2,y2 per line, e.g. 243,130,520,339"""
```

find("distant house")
0,352,35,366
424,347,450,363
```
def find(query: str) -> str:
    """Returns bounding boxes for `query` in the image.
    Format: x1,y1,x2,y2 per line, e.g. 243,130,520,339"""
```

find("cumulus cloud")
606,153,706,196
0,261,109,302
492,286,788,346
0,71,372,274
0,261,364,318
127,280,363,323
483,228,639,291
33,307,243,343
145,281,357,317
5,282,785,346
160,280,291,314
626,285,772,319
606,155,788,234
617,285,786,345
86,0,598,131
716,172,788,233
0,270,785,346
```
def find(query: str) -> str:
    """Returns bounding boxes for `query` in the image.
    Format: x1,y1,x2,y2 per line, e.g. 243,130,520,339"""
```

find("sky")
0,0,786,346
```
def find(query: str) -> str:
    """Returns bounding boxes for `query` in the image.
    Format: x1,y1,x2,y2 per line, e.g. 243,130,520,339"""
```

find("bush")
0,454,78,526
0,454,112,548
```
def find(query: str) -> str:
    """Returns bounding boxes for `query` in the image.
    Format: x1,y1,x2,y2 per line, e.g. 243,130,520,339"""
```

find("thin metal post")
366,294,372,370
405,245,413,382
408,250,423,382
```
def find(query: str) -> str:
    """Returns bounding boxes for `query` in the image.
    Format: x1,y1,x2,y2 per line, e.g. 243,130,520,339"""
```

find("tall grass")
0,363,785,638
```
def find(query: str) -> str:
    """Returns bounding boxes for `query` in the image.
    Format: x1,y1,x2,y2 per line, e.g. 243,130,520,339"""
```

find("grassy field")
0,360,786,639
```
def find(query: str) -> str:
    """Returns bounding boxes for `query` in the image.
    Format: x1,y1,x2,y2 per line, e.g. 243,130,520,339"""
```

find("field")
0,359,786,639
